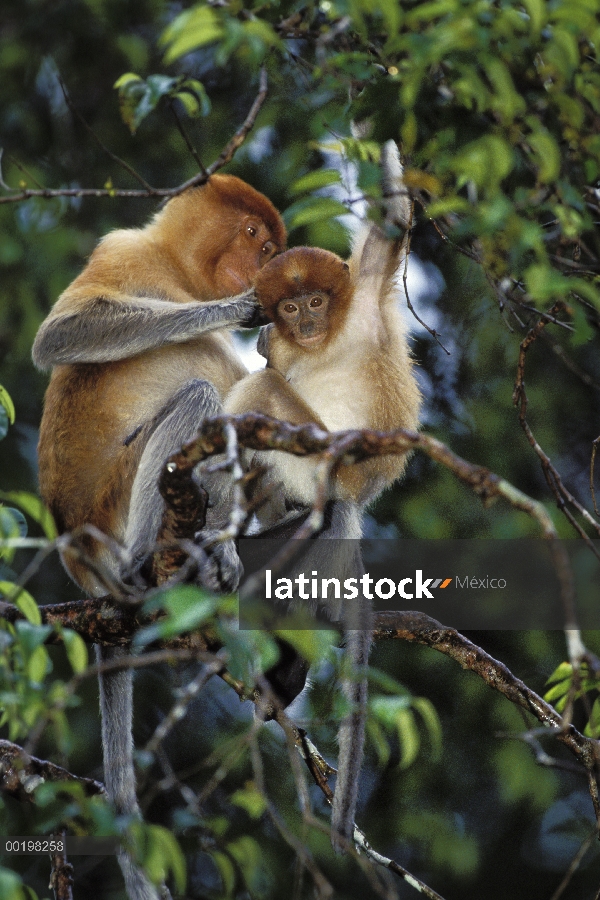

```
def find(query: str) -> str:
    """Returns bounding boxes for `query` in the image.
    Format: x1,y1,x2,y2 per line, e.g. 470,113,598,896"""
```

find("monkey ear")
257,323,273,359
342,262,350,272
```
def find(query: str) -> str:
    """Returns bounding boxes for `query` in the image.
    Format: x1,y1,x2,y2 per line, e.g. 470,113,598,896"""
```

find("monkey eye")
309,296,323,307
246,224,258,237
284,303,297,314
261,241,274,257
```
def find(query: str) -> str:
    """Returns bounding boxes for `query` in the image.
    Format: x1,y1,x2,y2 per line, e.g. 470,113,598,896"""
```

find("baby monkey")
225,141,421,848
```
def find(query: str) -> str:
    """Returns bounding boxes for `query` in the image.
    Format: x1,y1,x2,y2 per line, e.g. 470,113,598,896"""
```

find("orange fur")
36,175,286,593
254,247,352,349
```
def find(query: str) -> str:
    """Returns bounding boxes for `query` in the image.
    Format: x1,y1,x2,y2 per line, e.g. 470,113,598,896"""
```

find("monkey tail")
97,645,171,900
331,624,372,853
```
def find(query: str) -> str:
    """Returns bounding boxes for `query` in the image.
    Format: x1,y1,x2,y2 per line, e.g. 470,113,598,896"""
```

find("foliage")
0,1,599,899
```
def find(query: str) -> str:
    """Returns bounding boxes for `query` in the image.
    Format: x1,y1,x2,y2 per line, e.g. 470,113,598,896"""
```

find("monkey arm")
348,139,412,324
32,291,259,370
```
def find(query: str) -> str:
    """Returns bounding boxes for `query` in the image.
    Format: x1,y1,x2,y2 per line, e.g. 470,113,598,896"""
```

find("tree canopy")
1,2,600,899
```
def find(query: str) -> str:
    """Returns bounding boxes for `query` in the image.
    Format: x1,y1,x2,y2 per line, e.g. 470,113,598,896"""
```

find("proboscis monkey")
33,174,286,900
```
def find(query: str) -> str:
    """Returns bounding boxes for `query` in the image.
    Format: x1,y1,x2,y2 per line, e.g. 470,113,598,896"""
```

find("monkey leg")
100,381,240,900
124,378,241,591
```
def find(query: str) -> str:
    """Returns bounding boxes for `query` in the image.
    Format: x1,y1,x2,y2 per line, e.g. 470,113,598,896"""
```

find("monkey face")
213,216,281,294
277,291,331,348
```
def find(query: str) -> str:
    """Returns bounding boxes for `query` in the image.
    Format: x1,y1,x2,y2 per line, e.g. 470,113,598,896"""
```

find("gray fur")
125,379,220,565
105,380,240,900
97,645,168,900
124,377,242,588
32,291,258,371
322,502,372,851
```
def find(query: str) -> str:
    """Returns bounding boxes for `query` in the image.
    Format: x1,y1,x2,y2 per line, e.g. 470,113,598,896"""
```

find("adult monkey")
32,174,286,900
226,142,419,849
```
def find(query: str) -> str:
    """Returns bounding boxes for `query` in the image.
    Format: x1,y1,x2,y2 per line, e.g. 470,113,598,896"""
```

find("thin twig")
204,66,268,177
169,100,207,176
249,734,335,900
548,826,599,900
144,660,223,756
49,830,74,900
512,304,600,552
0,69,269,204
591,436,600,517
58,76,155,191
274,712,447,900
402,203,450,354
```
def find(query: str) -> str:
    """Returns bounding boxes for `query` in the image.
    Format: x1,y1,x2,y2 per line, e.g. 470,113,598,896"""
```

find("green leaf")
290,169,342,195
524,264,571,302
412,696,443,761
26,644,49,683
371,694,411,729
0,581,41,625
452,135,514,194
114,73,184,133
543,681,571,703
127,823,185,893
366,718,392,766
63,629,89,674
226,835,262,888
284,197,349,230
175,79,211,118
482,56,526,122
231,782,268,819
426,196,471,218
0,507,27,540
212,851,236,897
161,6,224,65
570,303,595,345
0,491,57,540
0,506,26,562
396,707,421,768
274,629,336,666
136,586,218,645
113,72,143,90
526,121,561,183
0,867,29,900
522,0,547,35
546,661,573,685
0,385,15,425
14,620,52,651
146,826,186,894
584,696,600,738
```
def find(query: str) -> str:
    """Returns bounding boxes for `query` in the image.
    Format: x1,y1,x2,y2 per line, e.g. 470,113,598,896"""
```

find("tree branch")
0,69,269,205
374,610,600,818
0,739,104,801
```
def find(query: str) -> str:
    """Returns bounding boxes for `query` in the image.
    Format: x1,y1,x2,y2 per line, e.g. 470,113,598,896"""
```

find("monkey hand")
193,530,243,593
234,293,270,329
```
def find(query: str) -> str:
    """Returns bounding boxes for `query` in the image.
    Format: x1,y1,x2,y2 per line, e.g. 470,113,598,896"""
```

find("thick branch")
374,611,600,778
0,739,104,801
161,413,576,615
